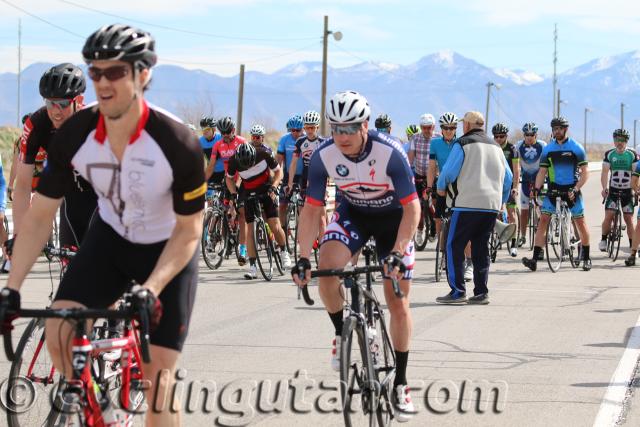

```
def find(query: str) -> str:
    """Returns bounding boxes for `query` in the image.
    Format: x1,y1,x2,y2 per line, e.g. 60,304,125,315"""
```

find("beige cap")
462,111,485,128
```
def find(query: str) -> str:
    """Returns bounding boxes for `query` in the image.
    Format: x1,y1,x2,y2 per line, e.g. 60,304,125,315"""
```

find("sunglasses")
251,135,263,139
441,126,457,131
221,132,234,136
614,137,629,142
331,123,362,135
290,128,302,132
494,134,507,139
552,126,567,132
376,127,389,133
88,65,130,82
45,98,75,109
524,132,536,137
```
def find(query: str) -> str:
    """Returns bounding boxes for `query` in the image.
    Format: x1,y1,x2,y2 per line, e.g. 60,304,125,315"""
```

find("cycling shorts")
54,217,198,352
321,203,415,279
605,190,634,214
209,171,226,186
541,192,584,219
242,191,278,223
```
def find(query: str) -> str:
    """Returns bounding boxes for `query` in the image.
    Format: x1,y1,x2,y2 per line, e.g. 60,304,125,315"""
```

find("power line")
0,0,84,38
58,0,321,43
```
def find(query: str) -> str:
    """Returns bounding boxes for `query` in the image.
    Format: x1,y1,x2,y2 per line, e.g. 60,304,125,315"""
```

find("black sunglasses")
45,98,75,109
524,132,536,137
442,126,457,131
88,65,131,82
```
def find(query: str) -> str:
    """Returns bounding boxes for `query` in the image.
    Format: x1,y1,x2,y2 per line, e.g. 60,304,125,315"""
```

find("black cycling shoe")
625,256,636,267
522,257,537,272
582,258,592,271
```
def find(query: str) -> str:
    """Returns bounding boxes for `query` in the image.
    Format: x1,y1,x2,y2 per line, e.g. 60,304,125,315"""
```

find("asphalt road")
3,167,640,427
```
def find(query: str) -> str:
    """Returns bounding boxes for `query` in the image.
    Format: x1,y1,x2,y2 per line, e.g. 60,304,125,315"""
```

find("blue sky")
0,0,639,77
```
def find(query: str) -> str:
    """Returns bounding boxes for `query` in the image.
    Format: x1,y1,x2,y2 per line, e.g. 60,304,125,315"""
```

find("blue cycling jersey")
539,137,587,187
428,136,456,171
200,134,223,171
517,140,547,182
0,155,5,213
277,133,303,176
306,130,417,213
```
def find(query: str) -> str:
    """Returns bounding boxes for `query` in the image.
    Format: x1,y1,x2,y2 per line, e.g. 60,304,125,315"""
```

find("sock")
328,310,343,336
249,258,256,266
511,238,517,247
582,245,590,260
630,239,633,248
533,246,543,260
394,351,409,387
602,235,607,242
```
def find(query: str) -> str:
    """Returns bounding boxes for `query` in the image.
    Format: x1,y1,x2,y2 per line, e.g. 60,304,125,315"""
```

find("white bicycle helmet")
325,91,371,125
419,113,435,126
302,110,321,126
439,112,459,126
250,124,266,136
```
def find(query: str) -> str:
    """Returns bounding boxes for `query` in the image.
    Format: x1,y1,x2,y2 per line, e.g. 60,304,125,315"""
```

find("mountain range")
1,49,639,144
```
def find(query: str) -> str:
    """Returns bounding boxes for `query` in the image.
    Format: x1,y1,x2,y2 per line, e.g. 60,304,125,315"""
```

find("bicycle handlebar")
0,299,151,363
311,266,404,298
43,247,77,259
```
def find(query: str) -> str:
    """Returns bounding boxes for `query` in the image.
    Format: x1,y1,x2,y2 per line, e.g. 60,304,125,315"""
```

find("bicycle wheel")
201,210,226,270
545,215,562,272
254,219,273,281
370,308,395,426
435,222,447,282
610,210,622,262
528,204,537,251
6,318,65,427
414,206,428,251
341,317,378,427
285,204,298,255
271,236,284,276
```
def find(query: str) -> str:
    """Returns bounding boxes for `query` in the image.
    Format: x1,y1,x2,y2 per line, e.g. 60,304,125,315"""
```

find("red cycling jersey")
211,135,246,172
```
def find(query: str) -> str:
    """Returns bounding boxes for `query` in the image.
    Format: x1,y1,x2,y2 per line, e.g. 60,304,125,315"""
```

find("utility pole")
320,16,342,136
584,107,591,154
236,64,245,135
17,18,21,127
620,102,625,129
556,89,561,116
553,23,558,117
485,82,500,132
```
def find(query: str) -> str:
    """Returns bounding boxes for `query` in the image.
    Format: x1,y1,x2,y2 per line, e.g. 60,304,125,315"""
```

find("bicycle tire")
414,207,428,251
285,204,298,255
611,209,622,262
271,236,285,276
201,210,226,270
545,215,562,272
528,203,537,251
254,219,273,281
435,221,447,282
340,317,378,427
6,318,65,427
370,307,395,426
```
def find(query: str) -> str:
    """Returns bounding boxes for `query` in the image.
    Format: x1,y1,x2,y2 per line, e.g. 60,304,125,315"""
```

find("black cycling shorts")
241,191,278,223
209,171,226,186
54,217,198,352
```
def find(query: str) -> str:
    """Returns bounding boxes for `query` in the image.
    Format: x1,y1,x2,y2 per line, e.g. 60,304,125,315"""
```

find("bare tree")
174,94,217,127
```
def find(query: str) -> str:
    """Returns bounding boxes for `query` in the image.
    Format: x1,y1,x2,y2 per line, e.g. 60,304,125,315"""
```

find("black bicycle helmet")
217,116,236,134
39,63,86,99
236,143,256,168
550,116,569,128
491,122,509,135
374,114,392,129
613,129,630,140
82,24,157,69
200,116,216,128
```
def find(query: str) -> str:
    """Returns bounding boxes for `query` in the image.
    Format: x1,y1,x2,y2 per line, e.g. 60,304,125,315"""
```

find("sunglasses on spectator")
441,126,457,131
45,98,75,109
88,65,130,82
331,123,362,135
524,132,536,137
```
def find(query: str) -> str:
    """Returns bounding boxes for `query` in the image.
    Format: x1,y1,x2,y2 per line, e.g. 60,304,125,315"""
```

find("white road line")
593,313,640,426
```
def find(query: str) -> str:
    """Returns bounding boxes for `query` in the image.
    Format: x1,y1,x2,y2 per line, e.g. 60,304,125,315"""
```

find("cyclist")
292,91,419,421
1,24,205,425
11,63,98,252
517,122,546,248
522,116,592,271
205,116,248,264
492,122,520,256
276,115,304,228
287,110,327,245
600,129,637,252
627,161,640,265
227,143,291,279
200,116,223,185
410,113,437,240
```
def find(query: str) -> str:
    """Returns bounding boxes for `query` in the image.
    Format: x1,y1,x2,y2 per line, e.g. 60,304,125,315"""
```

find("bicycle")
201,185,240,270
310,242,404,426
286,183,303,258
545,189,581,272
414,188,434,252
525,183,541,250
604,190,631,262
245,192,284,281
434,211,450,282
1,290,151,427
